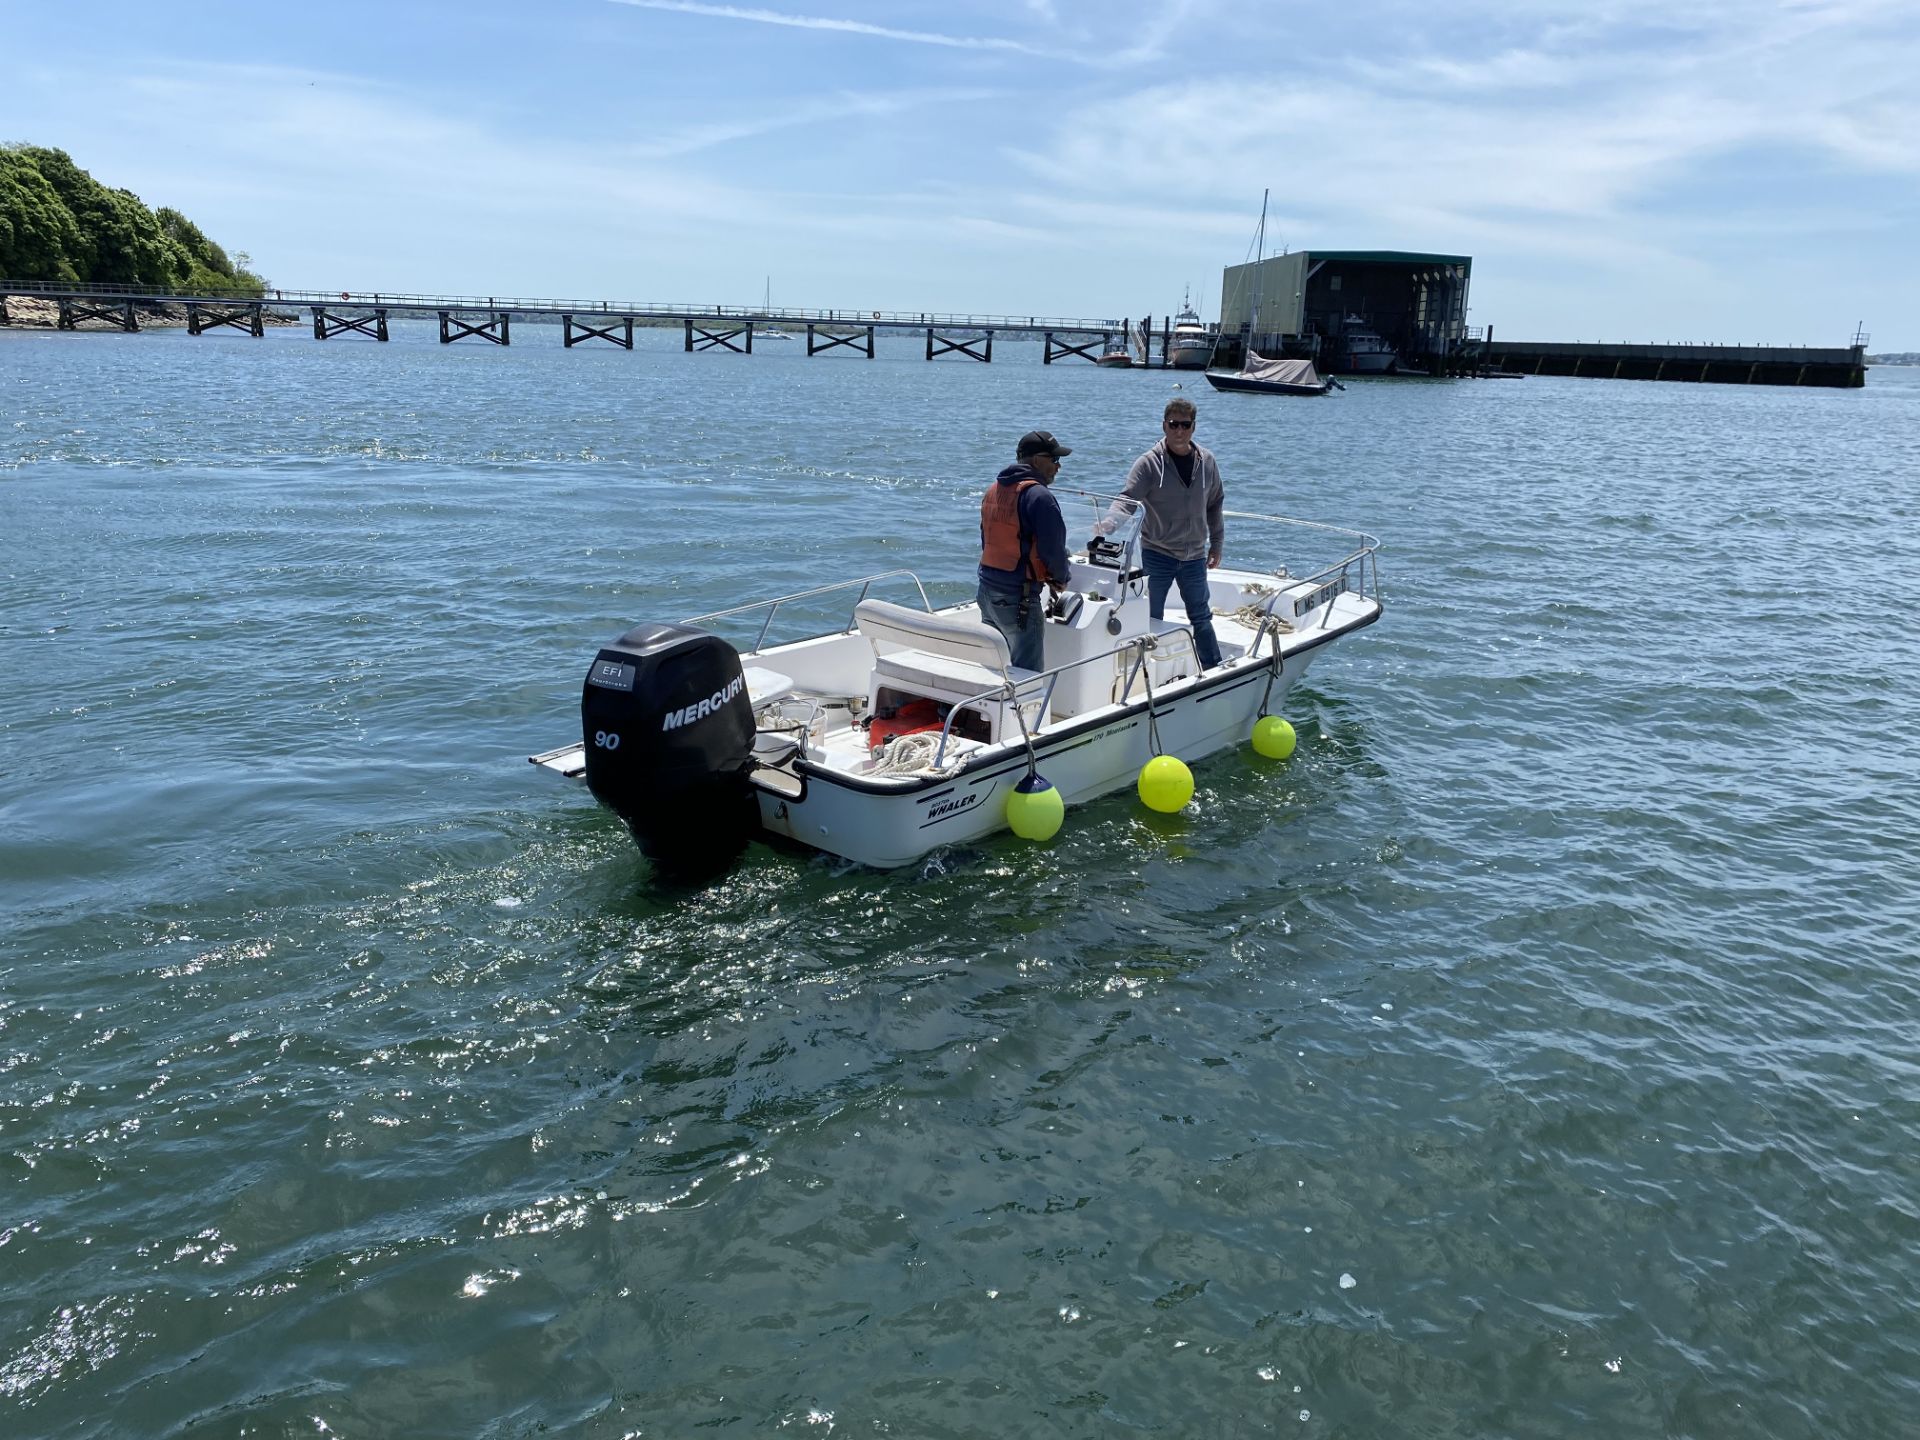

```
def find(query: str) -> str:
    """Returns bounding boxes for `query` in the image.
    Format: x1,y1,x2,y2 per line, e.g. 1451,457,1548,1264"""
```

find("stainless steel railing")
683,569,935,655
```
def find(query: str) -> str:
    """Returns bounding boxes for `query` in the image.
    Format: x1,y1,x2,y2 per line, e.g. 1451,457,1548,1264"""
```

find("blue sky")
6,0,1916,347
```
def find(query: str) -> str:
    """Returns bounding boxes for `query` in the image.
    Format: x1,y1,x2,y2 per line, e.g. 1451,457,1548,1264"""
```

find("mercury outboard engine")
581,623,758,873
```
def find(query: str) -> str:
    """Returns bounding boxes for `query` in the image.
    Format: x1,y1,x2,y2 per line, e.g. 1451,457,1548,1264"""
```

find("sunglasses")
1165,419,1194,429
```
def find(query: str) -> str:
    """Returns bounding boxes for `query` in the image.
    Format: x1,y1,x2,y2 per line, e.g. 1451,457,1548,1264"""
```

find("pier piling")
313,307,390,341
808,324,875,359
927,327,992,362
439,310,510,345
185,301,265,337
563,313,633,349
685,320,751,353
58,297,139,332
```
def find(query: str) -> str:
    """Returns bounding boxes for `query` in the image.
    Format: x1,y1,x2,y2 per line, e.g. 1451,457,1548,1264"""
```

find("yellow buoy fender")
1252,715,1297,760
1137,755,1194,813
1006,772,1065,841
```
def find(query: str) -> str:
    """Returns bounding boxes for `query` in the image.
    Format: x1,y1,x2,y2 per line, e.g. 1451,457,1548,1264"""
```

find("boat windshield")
1101,499,1144,547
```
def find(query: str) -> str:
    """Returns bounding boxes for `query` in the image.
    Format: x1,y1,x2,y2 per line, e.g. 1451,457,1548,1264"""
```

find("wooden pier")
0,282,1135,365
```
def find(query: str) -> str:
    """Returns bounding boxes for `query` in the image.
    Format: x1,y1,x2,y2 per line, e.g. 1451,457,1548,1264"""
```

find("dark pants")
977,581,1043,671
1143,546,1222,668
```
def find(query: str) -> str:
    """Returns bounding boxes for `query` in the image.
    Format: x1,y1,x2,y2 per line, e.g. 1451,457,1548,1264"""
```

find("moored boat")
1206,352,1335,397
531,496,1381,871
1168,289,1212,369
1339,315,1396,373
758,276,793,339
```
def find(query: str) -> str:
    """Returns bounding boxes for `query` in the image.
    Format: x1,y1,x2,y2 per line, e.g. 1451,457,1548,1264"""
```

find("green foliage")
0,145,267,295
0,150,84,282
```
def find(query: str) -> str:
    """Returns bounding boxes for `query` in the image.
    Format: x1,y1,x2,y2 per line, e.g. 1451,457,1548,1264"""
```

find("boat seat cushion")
874,648,1010,703
856,600,1044,741
854,598,1023,676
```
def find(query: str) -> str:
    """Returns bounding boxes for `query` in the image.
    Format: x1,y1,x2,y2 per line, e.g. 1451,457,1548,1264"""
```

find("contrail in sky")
606,0,1053,57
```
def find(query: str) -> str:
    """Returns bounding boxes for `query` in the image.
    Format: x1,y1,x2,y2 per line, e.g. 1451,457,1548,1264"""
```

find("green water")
3,326,1918,1437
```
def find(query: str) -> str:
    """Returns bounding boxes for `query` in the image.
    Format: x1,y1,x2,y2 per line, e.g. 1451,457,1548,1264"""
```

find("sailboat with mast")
1205,191,1334,398
759,277,792,340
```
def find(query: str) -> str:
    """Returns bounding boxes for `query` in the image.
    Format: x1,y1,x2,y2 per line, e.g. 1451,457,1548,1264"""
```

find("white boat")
531,497,1382,872
758,276,792,340
1339,315,1396,373
1168,289,1212,369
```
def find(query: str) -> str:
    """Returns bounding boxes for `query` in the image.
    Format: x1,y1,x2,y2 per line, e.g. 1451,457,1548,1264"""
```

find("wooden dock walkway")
0,282,1164,365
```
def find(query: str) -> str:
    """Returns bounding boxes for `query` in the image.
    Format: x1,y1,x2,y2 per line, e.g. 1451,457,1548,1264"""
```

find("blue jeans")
1142,546,1222,668
977,581,1044,671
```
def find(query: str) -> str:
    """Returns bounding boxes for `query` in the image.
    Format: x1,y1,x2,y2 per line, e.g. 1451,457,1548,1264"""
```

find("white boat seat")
854,598,1044,742
854,599,1017,670
743,665,796,706
874,647,1013,704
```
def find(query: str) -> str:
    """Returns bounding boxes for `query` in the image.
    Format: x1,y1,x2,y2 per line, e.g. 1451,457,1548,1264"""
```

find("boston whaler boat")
531,494,1381,872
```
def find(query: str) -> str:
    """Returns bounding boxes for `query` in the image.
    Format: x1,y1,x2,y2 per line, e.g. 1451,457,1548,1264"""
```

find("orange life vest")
980,479,1046,581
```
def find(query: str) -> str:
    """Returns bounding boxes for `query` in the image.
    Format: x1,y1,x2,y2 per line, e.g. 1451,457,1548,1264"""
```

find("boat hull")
1168,344,1212,370
756,649,1314,867
1204,370,1332,397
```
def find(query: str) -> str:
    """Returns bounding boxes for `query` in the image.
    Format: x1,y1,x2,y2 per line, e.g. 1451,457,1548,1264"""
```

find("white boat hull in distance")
533,506,1382,871
1168,336,1211,369
1339,317,1397,373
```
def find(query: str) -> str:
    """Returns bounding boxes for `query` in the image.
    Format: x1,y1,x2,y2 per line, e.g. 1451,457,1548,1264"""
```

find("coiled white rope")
868,731,962,777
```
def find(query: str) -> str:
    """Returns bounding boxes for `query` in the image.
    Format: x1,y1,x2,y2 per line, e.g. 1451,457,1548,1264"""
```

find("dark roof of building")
1304,250,1473,266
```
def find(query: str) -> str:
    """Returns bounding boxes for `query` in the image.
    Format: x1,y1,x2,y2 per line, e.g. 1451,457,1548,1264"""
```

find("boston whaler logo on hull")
925,791,981,823
661,675,745,731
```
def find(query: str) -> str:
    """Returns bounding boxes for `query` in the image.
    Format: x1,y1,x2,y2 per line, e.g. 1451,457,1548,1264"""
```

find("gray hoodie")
1099,439,1225,563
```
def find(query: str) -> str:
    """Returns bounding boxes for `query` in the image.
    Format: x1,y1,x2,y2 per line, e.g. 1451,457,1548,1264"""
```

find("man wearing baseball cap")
976,430,1072,671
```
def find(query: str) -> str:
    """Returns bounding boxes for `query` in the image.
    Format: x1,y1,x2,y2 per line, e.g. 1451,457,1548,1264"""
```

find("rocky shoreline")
0,295,300,329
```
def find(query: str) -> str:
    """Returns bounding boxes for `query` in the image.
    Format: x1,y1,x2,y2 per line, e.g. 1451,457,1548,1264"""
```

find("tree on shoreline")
0,145,267,296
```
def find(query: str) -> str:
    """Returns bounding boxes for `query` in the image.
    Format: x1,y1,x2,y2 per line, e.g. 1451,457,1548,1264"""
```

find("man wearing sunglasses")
1095,396,1225,668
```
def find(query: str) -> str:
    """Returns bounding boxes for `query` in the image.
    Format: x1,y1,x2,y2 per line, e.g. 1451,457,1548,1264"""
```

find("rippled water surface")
4,324,1918,1438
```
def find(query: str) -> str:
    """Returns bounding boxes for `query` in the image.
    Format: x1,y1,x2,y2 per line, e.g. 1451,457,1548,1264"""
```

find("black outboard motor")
581,623,758,873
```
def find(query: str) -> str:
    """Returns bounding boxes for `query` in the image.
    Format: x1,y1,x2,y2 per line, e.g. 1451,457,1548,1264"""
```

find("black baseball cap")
1017,430,1072,459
